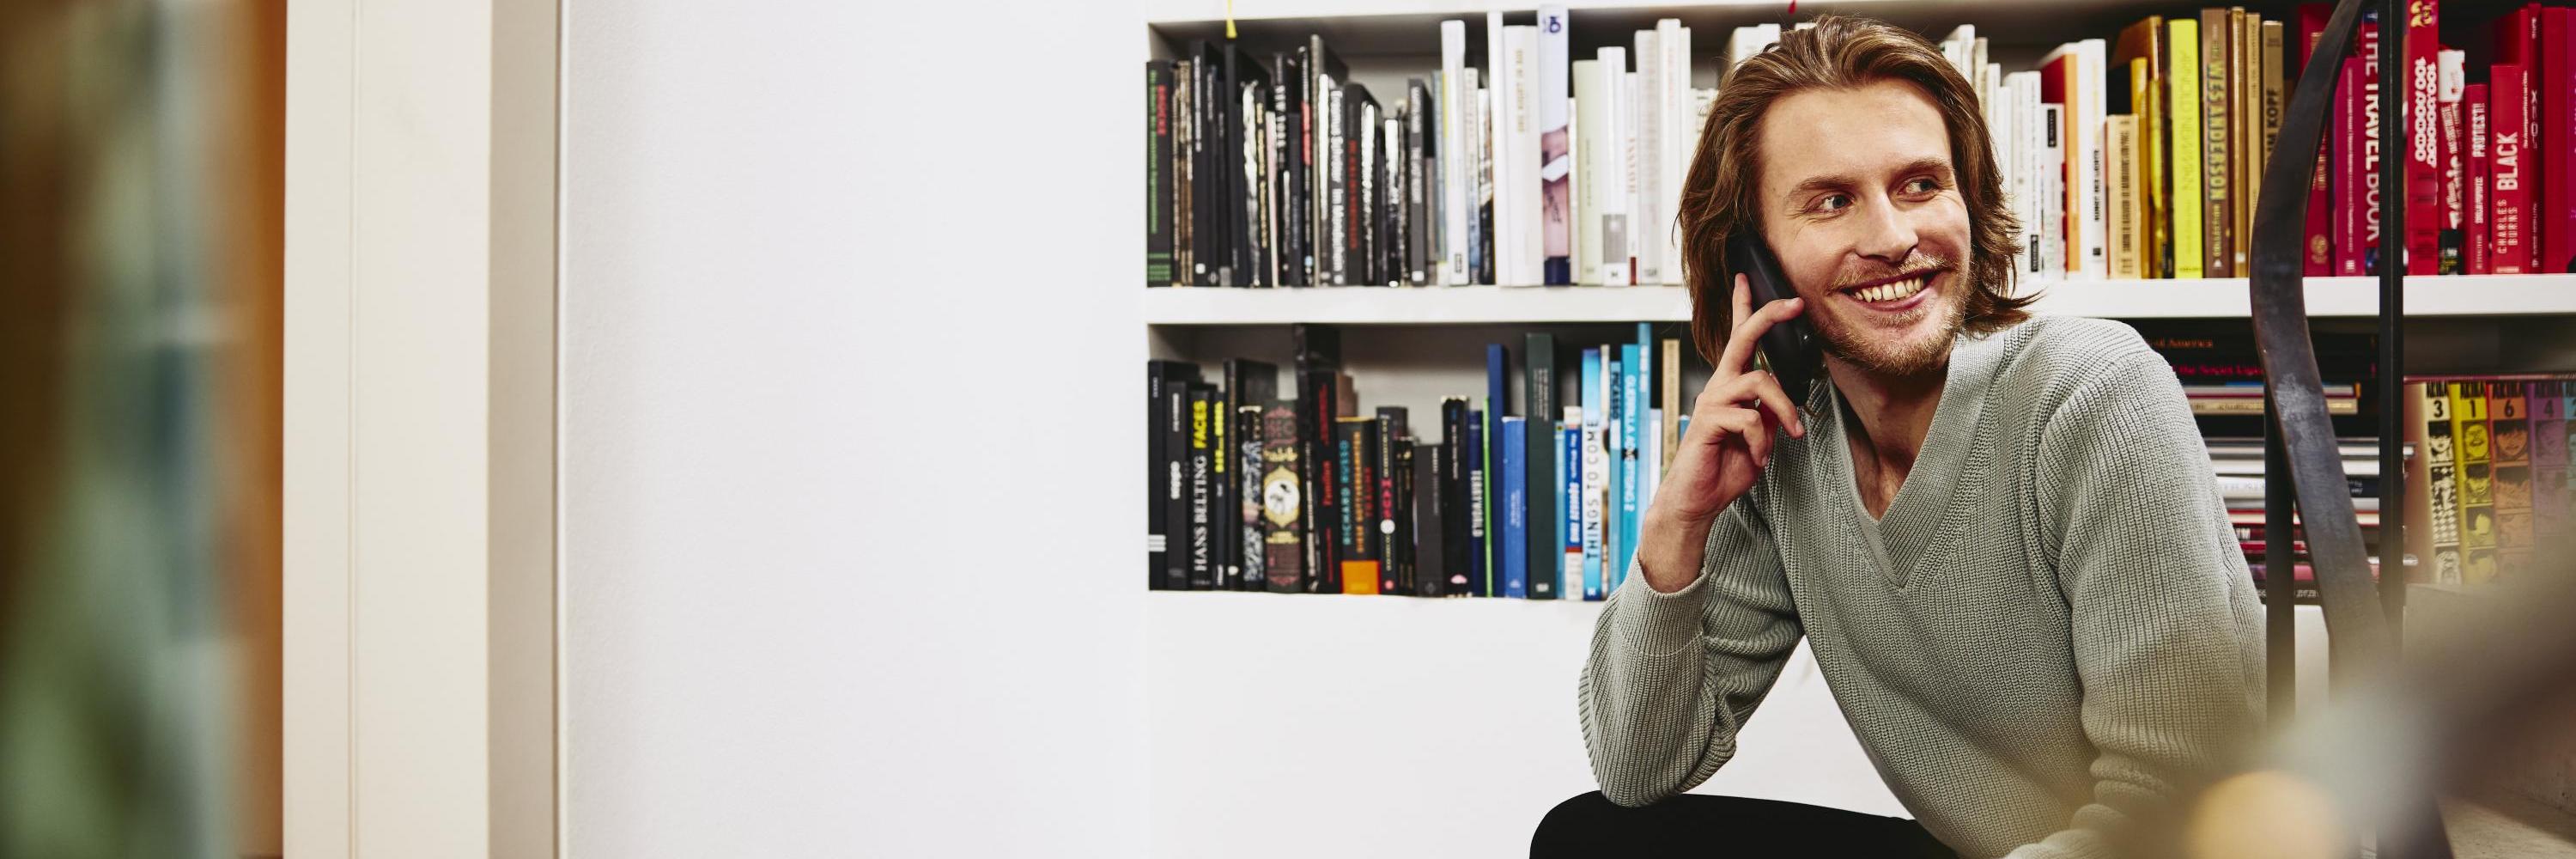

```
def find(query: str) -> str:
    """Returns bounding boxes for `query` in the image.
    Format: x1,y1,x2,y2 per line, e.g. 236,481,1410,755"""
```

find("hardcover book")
1525,333,1558,599
1261,403,1305,593
1502,416,1528,598
1335,415,1382,594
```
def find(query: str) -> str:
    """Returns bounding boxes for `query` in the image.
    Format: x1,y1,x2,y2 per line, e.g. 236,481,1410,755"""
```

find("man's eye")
1814,193,1851,212
1904,178,1941,195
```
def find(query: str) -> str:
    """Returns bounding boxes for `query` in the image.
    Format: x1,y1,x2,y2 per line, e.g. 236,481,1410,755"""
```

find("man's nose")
1853,193,1918,265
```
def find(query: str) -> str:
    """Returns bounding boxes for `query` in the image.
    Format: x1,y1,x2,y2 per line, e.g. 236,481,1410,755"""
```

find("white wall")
560,2,1145,856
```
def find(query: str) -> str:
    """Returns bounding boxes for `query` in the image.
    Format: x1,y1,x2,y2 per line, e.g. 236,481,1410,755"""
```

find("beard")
1815,266,1971,378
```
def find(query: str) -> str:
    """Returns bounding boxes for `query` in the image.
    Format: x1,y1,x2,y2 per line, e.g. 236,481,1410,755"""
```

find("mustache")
1826,254,1955,291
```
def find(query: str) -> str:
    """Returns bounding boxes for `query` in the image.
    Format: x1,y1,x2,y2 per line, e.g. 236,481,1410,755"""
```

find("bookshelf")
1145,274,2576,325
1138,3,2576,856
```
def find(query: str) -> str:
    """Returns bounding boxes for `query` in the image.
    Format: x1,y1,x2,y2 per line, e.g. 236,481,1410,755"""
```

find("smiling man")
1532,16,2265,859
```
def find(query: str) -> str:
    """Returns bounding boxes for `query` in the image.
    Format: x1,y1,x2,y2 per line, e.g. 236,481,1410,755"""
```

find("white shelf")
1142,274,2576,326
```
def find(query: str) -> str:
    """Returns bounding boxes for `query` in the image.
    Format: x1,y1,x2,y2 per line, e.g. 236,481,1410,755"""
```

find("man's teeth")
1852,276,1927,303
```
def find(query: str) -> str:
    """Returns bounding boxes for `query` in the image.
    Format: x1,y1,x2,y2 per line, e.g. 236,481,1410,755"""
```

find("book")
1441,398,1472,594
1562,408,1586,600
1656,20,1692,284
1335,415,1381,594
2299,4,2332,275
1619,336,1646,586
2543,9,2573,274
1147,61,1176,286
2334,56,2366,276
2108,114,2141,278
1502,416,1529,597
1221,359,1277,588
2196,10,2232,277
2229,9,2252,275
1377,407,1409,594
1414,441,1448,596
1661,338,1681,469
2469,84,2492,274
2170,16,2205,279
2260,19,2285,250
1147,360,1201,589
2492,64,2533,274
1188,384,1216,588
1441,21,1470,284
2491,382,2533,580
2452,381,2495,583
2530,381,2567,571
1632,27,1663,286
1466,407,1486,595
1294,324,1342,593
2402,3,2439,276
2112,14,2166,276
2438,51,2465,275
1485,343,1509,594
1574,57,1607,285
1540,6,1572,285
1261,403,1304,593
1581,348,1607,599
1525,332,1558,599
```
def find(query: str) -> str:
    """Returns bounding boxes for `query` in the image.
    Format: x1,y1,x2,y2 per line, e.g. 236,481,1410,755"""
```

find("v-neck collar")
1822,328,2006,590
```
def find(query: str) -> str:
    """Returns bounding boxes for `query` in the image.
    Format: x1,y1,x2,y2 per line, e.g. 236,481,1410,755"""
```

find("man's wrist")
1637,507,1714,594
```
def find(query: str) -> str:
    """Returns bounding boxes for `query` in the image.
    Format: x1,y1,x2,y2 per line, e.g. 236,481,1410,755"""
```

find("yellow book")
2202,9,2233,277
2452,381,2495,584
2112,19,2167,278
2233,10,2258,274
2260,20,2286,210
2169,18,2205,278
2109,115,2141,277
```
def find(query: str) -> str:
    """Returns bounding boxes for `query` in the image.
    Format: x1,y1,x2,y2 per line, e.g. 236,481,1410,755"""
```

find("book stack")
1144,324,1692,599
2206,436,2393,602
1149,3,2576,287
2402,375,2576,588
1144,10,1716,288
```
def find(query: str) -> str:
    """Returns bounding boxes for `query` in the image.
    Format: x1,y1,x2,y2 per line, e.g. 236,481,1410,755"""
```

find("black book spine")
1261,404,1304,593
1406,79,1431,285
1163,369,1199,591
1272,52,1300,287
1222,358,1279,590
1440,398,1472,596
1376,411,1401,594
1414,442,1447,597
1147,61,1174,287
1238,404,1267,592
1194,49,1222,286
1209,384,1233,589
1293,326,1342,593
1324,85,1347,286
1146,362,1170,588
1401,438,1422,593
1172,59,1193,288
1525,333,1558,599
1188,384,1215,589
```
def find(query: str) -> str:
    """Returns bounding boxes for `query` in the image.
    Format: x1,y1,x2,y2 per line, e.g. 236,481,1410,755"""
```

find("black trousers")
1532,791,1957,858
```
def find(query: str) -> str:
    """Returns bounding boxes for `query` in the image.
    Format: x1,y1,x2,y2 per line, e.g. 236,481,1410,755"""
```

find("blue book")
1466,408,1486,596
1485,344,1507,594
1602,352,1622,588
1618,342,1644,588
1580,349,1606,600
1561,413,1583,600
1501,417,1528,598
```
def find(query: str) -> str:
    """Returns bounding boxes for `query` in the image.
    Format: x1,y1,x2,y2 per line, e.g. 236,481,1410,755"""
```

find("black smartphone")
1725,231,1822,410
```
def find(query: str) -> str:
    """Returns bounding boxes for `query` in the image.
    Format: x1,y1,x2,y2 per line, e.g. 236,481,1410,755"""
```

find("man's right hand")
1637,274,1808,594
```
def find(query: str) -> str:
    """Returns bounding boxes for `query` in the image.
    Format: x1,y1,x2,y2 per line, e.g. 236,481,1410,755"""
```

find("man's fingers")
1730,273,1751,326
1720,370,1807,438
1716,293,1807,378
1712,406,1776,466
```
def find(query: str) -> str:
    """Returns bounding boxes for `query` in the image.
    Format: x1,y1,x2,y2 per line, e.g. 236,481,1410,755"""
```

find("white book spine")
1574,58,1607,283
1615,67,1638,286
1632,29,1662,286
1659,20,1690,286
2079,39,2107,279
1540,6,1573,285
1488,12,1515,285
1512,26,1544,286
2041,102,2065,278
1442,21,1469,285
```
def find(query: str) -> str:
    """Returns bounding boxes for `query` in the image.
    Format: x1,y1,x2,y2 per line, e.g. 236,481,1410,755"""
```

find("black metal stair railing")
2247,0,2447,854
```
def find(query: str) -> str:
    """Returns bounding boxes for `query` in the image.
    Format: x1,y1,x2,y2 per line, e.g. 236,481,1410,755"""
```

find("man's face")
1753,78,1973,379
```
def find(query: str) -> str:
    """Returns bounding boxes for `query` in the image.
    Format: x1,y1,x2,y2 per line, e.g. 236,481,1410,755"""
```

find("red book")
2301,4,2335,276
2469,84,2492,274
2439,50,2464,275
2361,21,2385,275
2402,3,2440,275
2494,64,2534,274
2543,8,2574,274
2497,6,2543,267
2336,56,2367,277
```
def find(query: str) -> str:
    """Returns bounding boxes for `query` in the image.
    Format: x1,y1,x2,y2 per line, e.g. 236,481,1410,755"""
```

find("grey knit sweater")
1580,315,2266,859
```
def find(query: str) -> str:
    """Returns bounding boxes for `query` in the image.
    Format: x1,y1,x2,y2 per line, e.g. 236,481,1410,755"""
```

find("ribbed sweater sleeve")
2008,350,2268,859
1577,494,1803,807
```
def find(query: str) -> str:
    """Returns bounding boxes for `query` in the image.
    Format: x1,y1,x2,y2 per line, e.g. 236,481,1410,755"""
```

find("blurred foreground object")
0,0,283,856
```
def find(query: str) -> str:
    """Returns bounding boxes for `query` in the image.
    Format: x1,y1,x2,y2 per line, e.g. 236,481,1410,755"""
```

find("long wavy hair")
1677,15,2035,367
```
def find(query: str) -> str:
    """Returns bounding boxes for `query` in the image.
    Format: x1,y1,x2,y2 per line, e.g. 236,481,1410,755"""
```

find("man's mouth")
1837,269,1941,306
